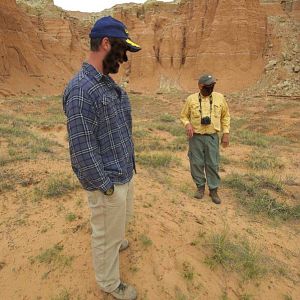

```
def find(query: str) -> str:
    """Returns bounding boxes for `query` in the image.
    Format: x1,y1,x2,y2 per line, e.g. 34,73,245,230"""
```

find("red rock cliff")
0,0,269,95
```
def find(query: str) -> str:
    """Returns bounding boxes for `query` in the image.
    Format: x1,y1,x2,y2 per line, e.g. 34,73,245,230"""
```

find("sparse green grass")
156,123,185,137
220,291,230,300
283,295,293,300
0,115,60,166
51,289,70,300
0,181,14,193
166,136,188,151
205,232,268,280
65,212,77,222
220,155,231,166
190,230,206,246
232,129,290,148
159,113,176,123
233,130,269,147
135,136,187,153
230,117,248,131
240,294,253,300
224,173,299,220
179,183,194,198
140,234,153,247
133,127,150,138
247,151,284,170
33,174,79,201
175,288,188,300
31,244,73,268
182,261,194,281
0,96,65,127
136,153,181,168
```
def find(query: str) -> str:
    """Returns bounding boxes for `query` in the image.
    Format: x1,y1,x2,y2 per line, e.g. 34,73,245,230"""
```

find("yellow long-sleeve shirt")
180,92,230,134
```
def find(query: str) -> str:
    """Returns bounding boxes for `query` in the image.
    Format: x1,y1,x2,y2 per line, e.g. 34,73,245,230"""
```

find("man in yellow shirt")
180,74,230,204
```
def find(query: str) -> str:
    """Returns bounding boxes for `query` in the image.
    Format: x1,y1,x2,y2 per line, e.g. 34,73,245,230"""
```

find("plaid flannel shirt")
63,62,135,192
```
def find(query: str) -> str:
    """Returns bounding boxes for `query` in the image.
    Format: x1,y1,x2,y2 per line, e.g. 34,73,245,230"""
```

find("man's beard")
103,38,128,75
201,84,215,97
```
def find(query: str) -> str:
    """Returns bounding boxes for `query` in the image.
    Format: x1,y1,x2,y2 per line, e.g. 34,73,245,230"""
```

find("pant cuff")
99,279,121,293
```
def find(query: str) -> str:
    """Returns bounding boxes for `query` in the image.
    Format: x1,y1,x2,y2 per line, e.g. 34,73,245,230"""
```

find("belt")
194,133,218,139
194,133,217,136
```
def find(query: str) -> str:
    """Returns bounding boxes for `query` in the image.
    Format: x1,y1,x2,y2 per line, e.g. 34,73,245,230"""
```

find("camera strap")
198,93,213,118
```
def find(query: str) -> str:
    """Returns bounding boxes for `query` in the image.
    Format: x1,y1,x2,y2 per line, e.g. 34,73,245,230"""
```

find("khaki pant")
86,178,134,293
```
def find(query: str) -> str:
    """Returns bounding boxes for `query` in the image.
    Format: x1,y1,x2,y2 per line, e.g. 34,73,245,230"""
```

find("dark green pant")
188,133,220,190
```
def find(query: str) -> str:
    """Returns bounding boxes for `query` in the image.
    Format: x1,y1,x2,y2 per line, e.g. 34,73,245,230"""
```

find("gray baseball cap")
198,74,216,85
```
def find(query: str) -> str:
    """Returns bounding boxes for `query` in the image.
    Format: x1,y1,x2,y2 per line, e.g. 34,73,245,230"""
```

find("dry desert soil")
0,91,299,300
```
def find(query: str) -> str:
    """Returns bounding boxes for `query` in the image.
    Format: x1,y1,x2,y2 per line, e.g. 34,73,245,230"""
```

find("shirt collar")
82,62,103,82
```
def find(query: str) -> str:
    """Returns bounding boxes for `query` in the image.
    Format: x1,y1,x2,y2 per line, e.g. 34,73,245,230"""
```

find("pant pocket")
87,191,103,208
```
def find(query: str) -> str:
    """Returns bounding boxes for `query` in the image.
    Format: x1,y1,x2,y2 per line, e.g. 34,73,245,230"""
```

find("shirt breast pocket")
191,104,201,119
99,95,119,119
213,105,221,118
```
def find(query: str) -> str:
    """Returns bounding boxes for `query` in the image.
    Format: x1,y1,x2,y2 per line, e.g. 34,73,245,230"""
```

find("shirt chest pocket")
99,95,119,119
213,104,222,118
191,103,201,119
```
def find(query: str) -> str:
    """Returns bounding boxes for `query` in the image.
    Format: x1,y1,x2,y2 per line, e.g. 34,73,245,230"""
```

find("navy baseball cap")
89,16,141,52
198,74,216,85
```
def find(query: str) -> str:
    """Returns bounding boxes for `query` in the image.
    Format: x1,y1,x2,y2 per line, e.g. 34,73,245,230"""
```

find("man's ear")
101,37,111,52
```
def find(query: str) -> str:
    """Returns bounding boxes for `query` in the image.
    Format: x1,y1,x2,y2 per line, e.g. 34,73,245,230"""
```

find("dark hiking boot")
194,186,205,199
209,188,221,204
110,282,137,300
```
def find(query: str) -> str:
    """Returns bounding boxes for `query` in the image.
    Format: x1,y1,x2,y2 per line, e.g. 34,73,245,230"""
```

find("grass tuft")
247,151,284,170
224,173,299,220
136,153,181,168
182,261,194,281
205,232,267,280
33,174,79,201
32,244,73,268
159,113,176,123
140,234,153,247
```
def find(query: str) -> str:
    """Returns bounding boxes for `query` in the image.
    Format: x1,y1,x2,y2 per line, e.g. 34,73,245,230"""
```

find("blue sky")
54,0,173,13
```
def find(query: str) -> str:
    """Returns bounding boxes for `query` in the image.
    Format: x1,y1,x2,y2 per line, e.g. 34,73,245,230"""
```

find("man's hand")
185,123,194,138
221,133,229,148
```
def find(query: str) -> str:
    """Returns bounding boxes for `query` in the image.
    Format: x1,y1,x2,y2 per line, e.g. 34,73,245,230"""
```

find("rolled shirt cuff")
181,120,190,127
222,128,230,134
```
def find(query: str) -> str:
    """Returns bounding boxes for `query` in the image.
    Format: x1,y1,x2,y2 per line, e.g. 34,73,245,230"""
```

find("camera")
201,116,211,125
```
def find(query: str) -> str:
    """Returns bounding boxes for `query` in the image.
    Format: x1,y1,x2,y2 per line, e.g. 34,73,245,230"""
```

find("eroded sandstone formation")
0,0,297,96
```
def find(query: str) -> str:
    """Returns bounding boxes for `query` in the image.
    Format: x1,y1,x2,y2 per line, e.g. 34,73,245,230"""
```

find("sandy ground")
0,92,299,300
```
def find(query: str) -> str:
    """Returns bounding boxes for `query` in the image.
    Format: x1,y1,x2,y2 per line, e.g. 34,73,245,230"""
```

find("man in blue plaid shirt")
63,16,141,300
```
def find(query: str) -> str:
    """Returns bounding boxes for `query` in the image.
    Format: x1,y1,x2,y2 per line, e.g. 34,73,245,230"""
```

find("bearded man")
63,16,141,300
180,74,230,204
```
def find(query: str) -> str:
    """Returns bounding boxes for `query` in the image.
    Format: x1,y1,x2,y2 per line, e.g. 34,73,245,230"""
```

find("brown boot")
209,188,221,204
194,186,205,199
